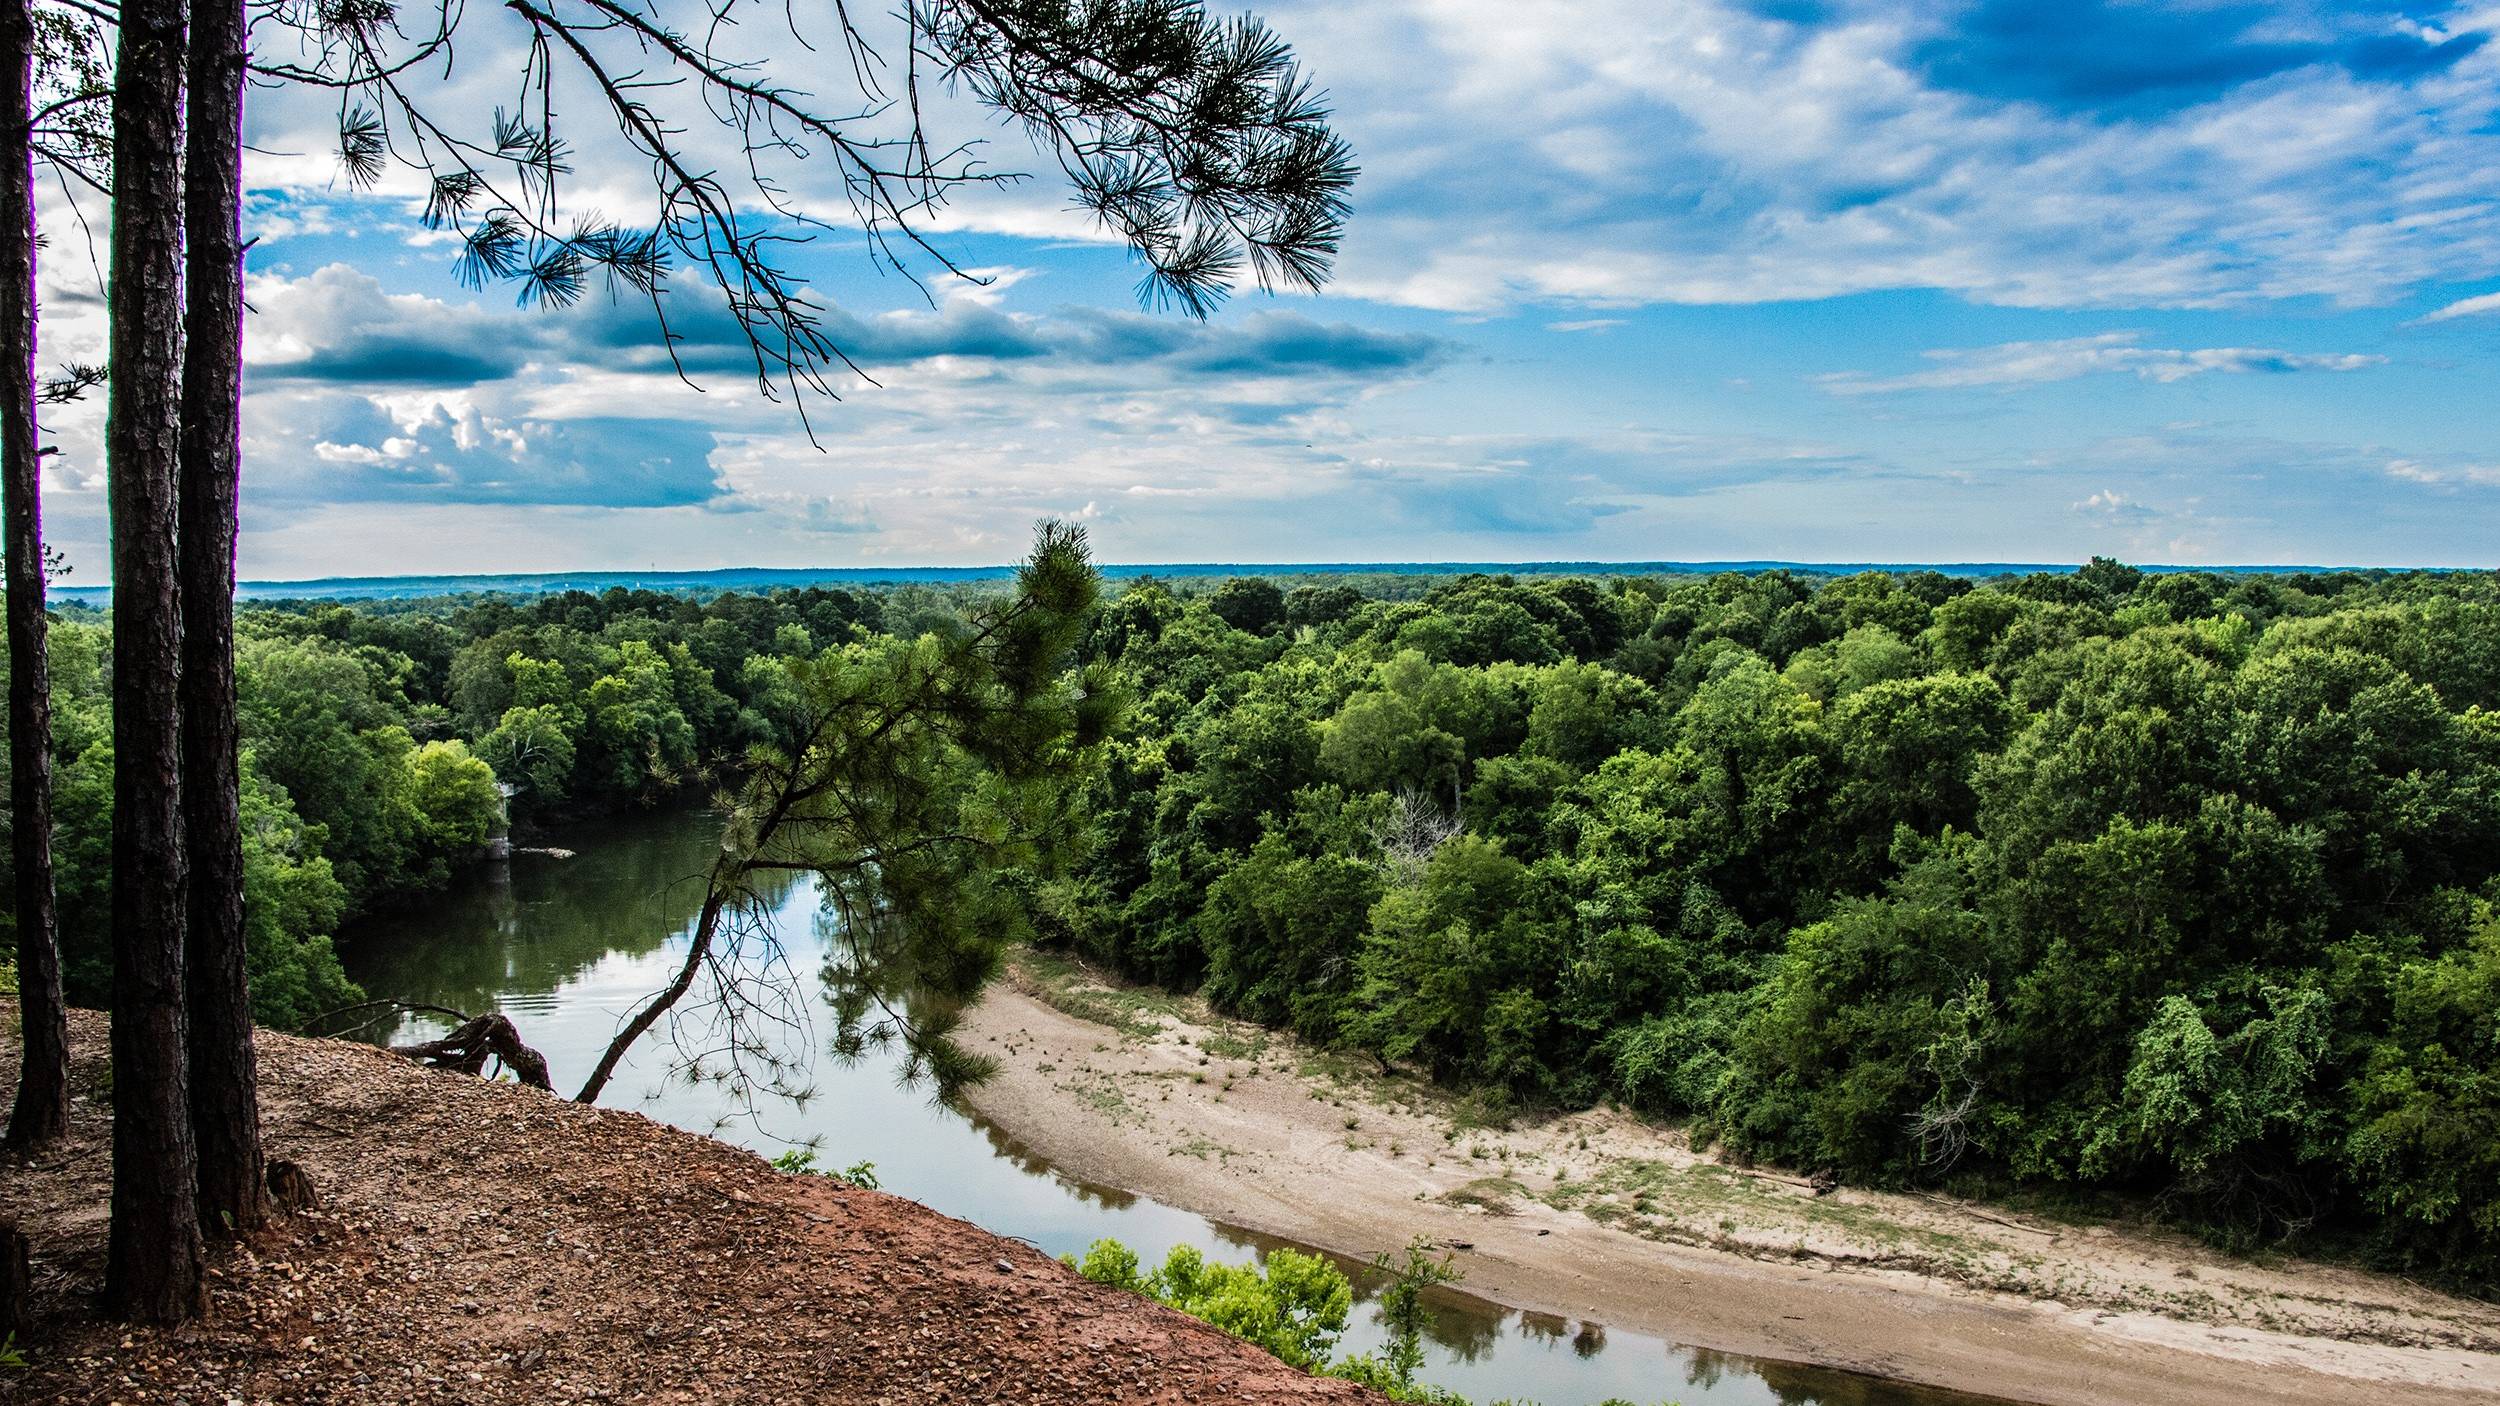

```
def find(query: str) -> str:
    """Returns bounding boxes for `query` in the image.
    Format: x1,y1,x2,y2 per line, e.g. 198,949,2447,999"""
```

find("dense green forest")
1039,563,2500,1287
6,562,2497,1288
0,582,906,1022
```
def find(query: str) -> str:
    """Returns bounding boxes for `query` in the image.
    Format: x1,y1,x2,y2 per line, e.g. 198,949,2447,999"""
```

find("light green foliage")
1069,1240,1350,1371
237,632,437,900
1368,1236,1462,1390
768,1148,881,1189
1046,565,2500,1287
409,739,503,850
237,774,357,1030
1072,1234,1640,1406
477,703,576,801
5,619,364,1024
2097,987,2330,1182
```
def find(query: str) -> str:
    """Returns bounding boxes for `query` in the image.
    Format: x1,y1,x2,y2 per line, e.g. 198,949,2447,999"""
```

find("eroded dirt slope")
0,1007,1377,1406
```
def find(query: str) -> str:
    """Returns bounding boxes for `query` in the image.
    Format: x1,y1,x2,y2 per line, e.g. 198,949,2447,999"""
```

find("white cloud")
1236,0,2500,313
2073,489,2158,521
1819,333,2384,394
2386,458,2500,487
2412,290,2500,323
226,0,2500,321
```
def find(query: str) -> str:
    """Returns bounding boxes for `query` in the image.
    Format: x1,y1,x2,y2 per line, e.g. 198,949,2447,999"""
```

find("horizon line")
44,556,2489,603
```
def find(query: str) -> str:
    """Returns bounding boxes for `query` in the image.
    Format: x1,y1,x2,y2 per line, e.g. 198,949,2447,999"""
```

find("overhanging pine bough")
573,522,1122,1110
258,0,1356,429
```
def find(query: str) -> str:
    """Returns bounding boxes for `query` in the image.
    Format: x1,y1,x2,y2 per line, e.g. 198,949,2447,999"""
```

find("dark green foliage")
1,565,1061,1034
1046,563,2500,1287
4,620,364,1026
17,559,2499,1286
1208,577,1288,636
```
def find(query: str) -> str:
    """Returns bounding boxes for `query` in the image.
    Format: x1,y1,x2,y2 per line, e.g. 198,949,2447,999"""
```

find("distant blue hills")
49,559,2453,605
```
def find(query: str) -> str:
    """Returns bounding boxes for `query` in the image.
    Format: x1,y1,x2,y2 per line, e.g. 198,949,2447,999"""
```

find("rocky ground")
0,1006,1378,1405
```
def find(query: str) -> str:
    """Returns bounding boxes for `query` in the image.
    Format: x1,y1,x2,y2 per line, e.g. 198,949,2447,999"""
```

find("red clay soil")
0,1008,1379,1405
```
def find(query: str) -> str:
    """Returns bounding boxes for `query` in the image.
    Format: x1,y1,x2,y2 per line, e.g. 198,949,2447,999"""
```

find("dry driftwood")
267,1160,320,1214
392,1013,554,1091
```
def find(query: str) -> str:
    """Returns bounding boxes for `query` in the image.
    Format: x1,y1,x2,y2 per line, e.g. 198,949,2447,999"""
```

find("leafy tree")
1320,690,1461,795
574,525,1121,1107
2345,914,2500,1279
238,635,433,904
1071,1239,1351,1373
408,740,503,853
1208,577,1288,636
1200,833,1379,1036
476,704,576,810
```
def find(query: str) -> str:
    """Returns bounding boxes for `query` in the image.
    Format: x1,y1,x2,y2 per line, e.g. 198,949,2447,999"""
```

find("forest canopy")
6,560,2497,1286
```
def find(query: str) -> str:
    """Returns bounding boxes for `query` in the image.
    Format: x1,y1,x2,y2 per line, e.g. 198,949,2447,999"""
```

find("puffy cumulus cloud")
2071,488,2164,522
213,261,1450,519
246,265,547,386
206,262,1457,570
1818,333,2384,393
245,392,725,509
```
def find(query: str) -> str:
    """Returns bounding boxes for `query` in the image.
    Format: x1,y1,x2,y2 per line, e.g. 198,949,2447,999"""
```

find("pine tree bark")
179,0,262,1237
102,0,206,1324
0,0,67,1151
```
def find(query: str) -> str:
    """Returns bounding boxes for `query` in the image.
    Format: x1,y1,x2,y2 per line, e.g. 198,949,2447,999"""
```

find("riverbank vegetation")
11,560,2498,1294
1065,1235,1644,1406
1039,563,2500,1289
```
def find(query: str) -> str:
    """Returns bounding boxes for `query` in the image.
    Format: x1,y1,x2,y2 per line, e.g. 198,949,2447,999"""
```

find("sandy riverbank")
953,951,2500,1406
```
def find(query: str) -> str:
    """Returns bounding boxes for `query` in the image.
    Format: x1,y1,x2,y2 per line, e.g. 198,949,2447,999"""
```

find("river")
342,809,1999,1406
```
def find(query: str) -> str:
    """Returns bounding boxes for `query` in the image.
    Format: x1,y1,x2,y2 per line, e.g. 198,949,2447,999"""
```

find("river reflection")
343,810,2007,1406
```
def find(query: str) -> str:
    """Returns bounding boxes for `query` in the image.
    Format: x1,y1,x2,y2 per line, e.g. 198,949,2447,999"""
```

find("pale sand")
954,953,2500,1406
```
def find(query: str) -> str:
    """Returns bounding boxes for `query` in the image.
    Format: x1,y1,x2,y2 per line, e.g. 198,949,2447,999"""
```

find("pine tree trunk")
102,0,206,1325
0,0,66,1151
179,0,261,1238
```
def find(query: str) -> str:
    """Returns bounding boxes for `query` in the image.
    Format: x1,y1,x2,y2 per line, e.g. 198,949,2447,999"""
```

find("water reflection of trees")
342,810,734,1026
355,812,1990,1406
1514,1309,1570,1344
1687,1346,2008,1406
958,1112,1143,1213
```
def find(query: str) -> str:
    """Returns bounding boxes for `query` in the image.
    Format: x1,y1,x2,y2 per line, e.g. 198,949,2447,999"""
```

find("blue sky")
36,0,2500,576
